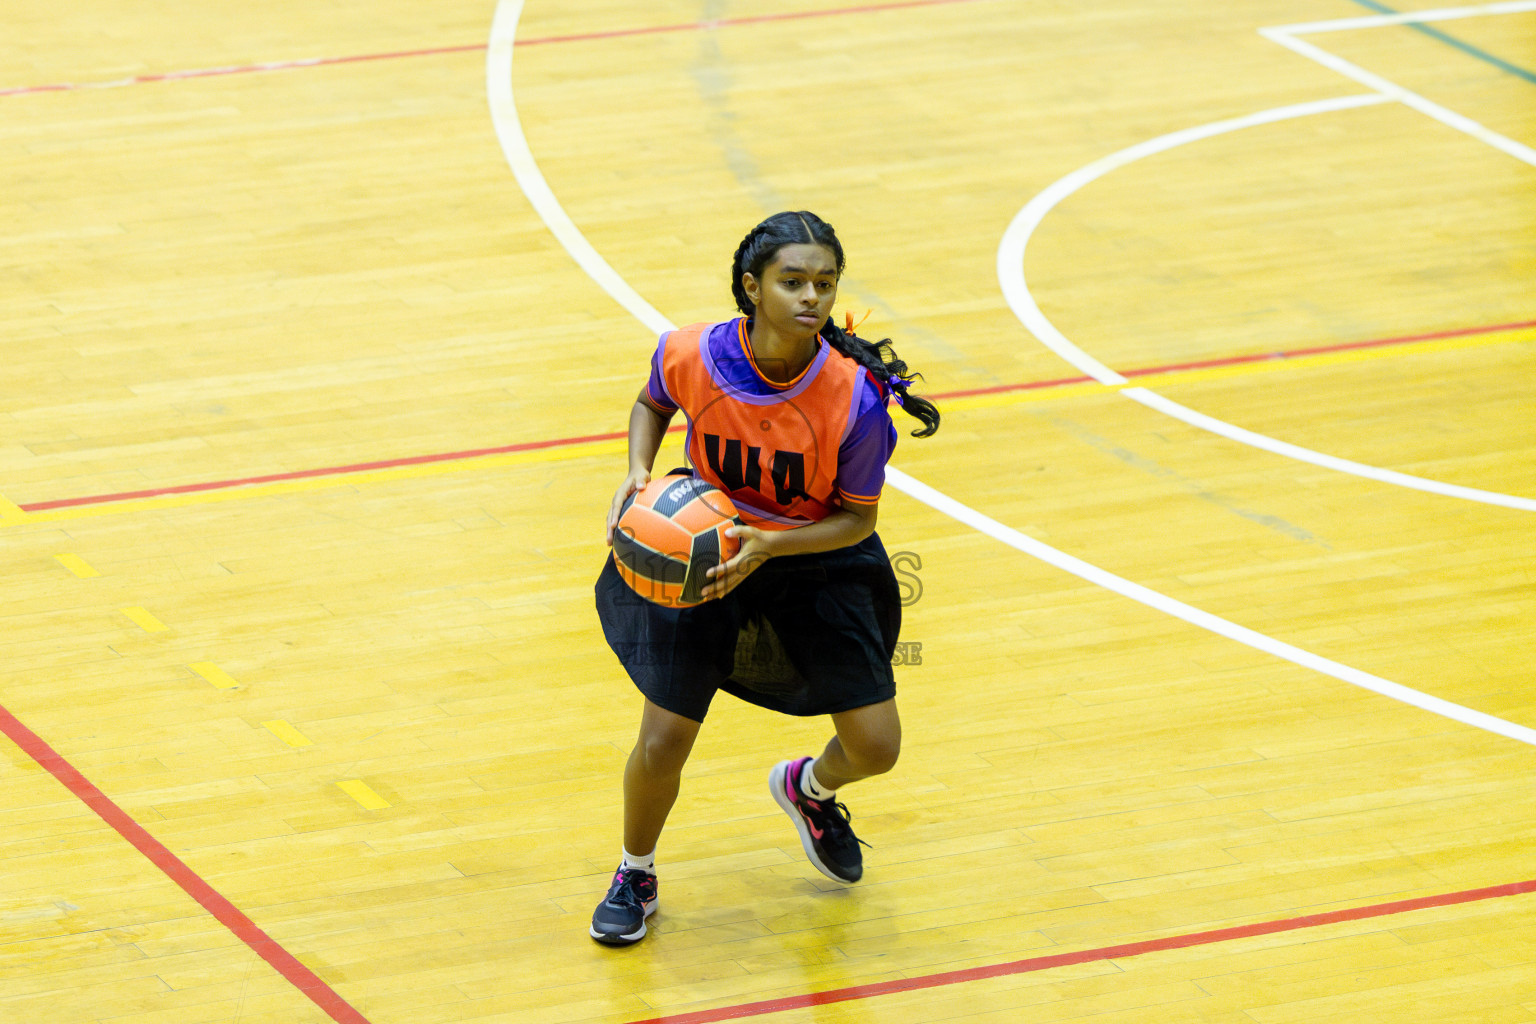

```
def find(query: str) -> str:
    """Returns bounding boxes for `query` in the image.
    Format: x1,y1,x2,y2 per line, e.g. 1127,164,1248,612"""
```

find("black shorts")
595,532,901,722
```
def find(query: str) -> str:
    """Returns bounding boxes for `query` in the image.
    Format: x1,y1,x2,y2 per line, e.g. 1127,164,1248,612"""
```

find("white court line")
1262,8,1536,169
1126,388,1536,511
486,3,673,340
889,467,1536,748
484,0,1536,747
997,96,1536,512
997,7,1536,511
997,94,1390,389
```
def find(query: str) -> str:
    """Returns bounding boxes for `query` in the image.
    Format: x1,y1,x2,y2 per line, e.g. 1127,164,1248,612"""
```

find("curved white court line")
485,0,1536,747
486,3,673,340
997,95,1536,513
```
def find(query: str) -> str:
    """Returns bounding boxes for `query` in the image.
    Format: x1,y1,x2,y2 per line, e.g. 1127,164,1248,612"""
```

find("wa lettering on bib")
651,320,873,530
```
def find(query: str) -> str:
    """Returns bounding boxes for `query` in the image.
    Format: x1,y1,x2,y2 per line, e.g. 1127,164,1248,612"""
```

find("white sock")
799,758,837,801
621,848,655,873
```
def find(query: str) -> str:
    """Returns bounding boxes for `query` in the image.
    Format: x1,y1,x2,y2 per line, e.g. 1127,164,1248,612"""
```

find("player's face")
744,243,840,346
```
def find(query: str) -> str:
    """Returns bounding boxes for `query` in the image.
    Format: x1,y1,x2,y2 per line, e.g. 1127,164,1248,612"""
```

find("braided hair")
731,211,940,438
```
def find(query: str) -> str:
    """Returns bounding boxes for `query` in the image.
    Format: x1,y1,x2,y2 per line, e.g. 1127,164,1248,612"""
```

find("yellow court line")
262,720,313,748
55,553,100,578
190,662,240,690
336,779,390,810
0,493,27,524
122,607,169,633
13,323,1534,520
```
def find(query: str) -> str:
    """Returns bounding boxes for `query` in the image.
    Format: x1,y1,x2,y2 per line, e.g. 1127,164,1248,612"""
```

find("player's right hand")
606,470,651,545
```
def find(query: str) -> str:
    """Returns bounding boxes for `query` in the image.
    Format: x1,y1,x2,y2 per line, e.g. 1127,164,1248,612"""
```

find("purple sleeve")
836,379,897,506
643,333,678,411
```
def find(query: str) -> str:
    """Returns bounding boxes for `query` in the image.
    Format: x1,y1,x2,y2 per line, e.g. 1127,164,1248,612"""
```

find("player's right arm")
606,390,676,545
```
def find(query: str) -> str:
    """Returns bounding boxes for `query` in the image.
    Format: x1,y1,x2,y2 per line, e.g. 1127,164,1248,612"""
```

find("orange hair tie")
843,310,871,335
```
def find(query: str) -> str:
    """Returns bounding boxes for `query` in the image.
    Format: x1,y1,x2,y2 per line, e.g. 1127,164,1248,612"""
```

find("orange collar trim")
738,318,821,390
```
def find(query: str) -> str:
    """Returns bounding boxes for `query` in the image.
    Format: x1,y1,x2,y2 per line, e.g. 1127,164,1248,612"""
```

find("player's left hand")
701,525,771,601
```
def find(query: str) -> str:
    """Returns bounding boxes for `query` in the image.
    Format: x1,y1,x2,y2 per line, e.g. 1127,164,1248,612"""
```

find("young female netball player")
590,211,940,945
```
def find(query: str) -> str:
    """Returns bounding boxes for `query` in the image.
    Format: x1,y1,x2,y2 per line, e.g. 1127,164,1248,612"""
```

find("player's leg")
770,698,900,883
624,698,702,855
818,697,902,789
592,698,701,945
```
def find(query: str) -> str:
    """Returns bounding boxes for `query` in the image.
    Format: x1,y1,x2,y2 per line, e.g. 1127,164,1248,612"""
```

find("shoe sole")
769,760,861,884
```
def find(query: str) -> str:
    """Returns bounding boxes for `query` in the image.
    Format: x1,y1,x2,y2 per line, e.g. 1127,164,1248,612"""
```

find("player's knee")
637,726,693,776
846,732,900,777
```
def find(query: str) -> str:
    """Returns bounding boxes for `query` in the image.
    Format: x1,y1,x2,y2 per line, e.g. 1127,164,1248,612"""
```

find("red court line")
15,317,1534,514
0,702,373,1024
0,0,990,98
627,877,1536,1024
0,46,483,97
937,317,1536,400
18,430,634,511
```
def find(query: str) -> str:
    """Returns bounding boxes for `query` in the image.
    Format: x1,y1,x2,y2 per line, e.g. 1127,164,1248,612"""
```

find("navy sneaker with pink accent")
769,757,867,883
590,866,657,945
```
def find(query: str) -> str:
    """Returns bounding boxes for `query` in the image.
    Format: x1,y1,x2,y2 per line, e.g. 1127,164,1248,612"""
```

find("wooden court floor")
2,1,1534,1022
